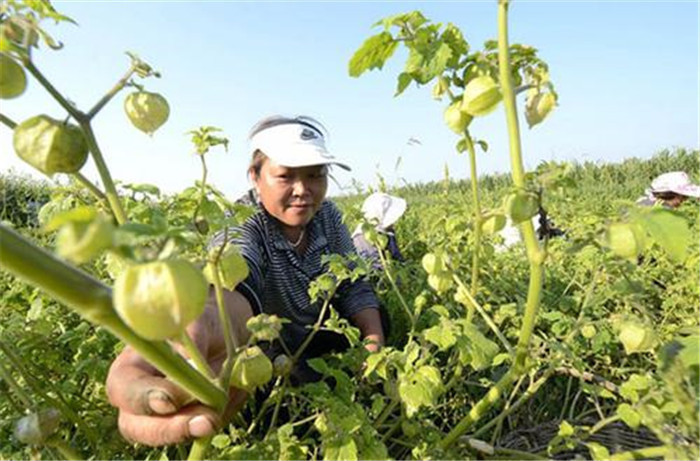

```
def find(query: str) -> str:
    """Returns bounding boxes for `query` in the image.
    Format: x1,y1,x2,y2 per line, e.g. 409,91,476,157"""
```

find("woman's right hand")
105,289,253,446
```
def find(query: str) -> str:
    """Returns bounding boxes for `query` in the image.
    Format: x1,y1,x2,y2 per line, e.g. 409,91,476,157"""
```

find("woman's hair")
652,191,685,201
248,115,328,177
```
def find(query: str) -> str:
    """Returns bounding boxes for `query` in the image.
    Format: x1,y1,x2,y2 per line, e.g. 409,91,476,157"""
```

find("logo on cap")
300,128,319,141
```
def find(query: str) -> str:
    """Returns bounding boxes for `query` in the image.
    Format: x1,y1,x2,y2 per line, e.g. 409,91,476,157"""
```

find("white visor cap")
362,192,407,230
249,122,350,171
650,171,700,198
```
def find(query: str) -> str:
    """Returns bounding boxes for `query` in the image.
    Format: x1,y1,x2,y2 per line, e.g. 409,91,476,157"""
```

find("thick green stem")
209,262,237,390
472,370,552,439
78,123,128,225
187,436,212,461
465,134,482,303
180,333,214,380
438,2,548,449
0,225,227,410
438,369,517,449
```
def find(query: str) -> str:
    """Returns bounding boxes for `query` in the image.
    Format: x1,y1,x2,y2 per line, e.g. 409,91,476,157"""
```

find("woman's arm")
350,307,384,352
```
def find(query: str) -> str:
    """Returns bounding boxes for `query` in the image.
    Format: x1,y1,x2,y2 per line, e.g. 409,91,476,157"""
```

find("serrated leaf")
398,365,442,417
349,32,398,77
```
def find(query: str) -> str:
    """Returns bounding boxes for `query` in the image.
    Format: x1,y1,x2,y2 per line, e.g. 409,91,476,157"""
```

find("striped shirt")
210,200,379,352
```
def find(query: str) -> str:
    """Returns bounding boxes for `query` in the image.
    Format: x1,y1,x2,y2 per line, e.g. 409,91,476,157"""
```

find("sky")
1,1,698,201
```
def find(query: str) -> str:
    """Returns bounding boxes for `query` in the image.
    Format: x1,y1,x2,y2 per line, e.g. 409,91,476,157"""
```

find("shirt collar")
263,207,328,253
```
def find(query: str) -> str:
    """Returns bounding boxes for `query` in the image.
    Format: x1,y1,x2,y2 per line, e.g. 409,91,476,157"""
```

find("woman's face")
252,157,328,229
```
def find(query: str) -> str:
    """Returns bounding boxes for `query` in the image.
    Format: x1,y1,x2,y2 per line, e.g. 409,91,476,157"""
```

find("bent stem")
438,0,546,449
376,243,415,335
0,225,227,410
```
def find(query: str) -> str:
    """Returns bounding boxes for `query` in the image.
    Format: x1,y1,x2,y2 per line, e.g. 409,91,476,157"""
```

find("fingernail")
147,390,176,415
188,415,215,438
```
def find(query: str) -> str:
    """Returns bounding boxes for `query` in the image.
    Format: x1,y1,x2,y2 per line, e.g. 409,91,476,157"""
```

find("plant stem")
452,274,513,355
438,368,517,449
47,437,83,461
496,0,546,373
180,333,215,380
608,445,670,461
187,436,212,461
87,66,136,120
376,243,415,334
71,173,109,205
291,296,331,363
78,122,128,225
0,360,34,408
209,262,237,390
0,112,17,128
0,224,227,410
23,60,83,122
473,369,552,439
465,134,482,303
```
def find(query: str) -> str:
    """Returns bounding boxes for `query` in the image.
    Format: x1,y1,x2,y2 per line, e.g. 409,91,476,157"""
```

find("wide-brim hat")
362,192,407,230
249,122,350,171
651,171,700,198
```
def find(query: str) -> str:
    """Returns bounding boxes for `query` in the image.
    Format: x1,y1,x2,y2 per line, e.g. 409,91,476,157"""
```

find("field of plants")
1,1,698,460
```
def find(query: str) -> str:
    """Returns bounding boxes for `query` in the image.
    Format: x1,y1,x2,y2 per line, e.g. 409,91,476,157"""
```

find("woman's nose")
291,178,310,196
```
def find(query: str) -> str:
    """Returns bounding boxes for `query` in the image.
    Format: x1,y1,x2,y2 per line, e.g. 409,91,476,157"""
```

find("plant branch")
24,60,84,122
87,66,136,120
0,224,227,410
0,113,17,129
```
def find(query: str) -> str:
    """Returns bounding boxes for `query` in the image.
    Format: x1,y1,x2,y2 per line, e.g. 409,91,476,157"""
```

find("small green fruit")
504,191,539,224
618,321,655,354
113,259,207,340
273,354,293,377
525,91,556,128
461,76,502,117
0,53,27,99
444,100,472,134
481,213,507,235
124,91,170,135
204,245,249,291
56,216,114,264
231,346,273,392
13,115,88,176
14,408,61,445
606,223,643,260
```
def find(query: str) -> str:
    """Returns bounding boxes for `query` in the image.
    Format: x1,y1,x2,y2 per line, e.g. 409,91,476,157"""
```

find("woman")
106,115,384,446
352,191,406,268
636,171,700,209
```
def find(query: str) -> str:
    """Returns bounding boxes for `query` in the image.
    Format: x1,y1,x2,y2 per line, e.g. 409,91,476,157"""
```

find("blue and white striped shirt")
211,200,379,352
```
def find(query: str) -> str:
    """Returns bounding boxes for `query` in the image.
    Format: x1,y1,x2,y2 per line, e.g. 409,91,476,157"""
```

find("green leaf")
587,442,610,461
558,420,575,437
398,365,442,417
639,208,692,262
616,403,641,429
44,206,97,232
461,324,500,370
678,334,700,368
423,318,456,351
349,32,398,77
323,437,358,461
618,320,656,354
395,72,413,96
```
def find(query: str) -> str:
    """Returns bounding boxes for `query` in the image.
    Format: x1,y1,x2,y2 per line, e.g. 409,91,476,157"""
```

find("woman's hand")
105,289,253,446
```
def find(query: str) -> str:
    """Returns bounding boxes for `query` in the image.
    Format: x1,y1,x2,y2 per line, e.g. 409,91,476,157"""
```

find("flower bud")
113,259,207,340
525,91,556,128
13,115,88,176
272,354,293,377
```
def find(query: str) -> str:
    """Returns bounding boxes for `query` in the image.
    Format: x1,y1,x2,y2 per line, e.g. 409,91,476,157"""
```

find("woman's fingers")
117,404,221,447
106,347,193,416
